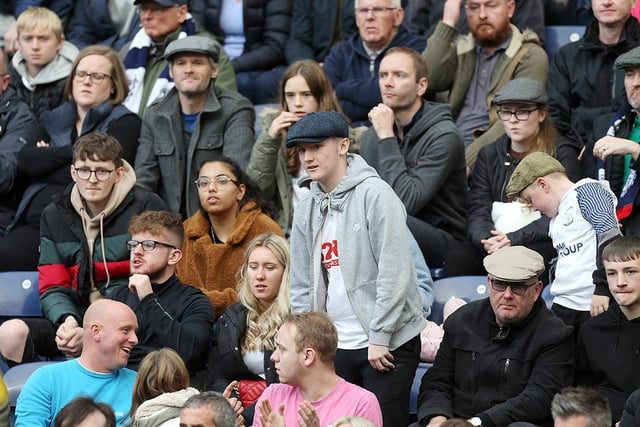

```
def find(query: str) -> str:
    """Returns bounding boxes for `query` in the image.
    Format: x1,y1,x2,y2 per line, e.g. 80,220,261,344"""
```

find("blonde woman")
127,348,198,427
207,233,290,426
332,416,377,427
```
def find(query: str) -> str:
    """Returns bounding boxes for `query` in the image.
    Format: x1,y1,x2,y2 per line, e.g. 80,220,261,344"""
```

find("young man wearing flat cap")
134,35,255,218
414,246,574,427
583,45,640,238
287,111,426,427
506,152,621,335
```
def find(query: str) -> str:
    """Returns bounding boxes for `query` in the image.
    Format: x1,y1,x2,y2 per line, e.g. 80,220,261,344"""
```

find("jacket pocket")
195,134,224,151
154,139,175,156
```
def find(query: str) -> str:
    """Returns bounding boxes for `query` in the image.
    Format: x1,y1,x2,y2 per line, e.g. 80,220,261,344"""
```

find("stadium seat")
409,362,431,417
541,284,553,309
5,361,59,407
428,275,489,324
0,271,41,321
544,25,585,59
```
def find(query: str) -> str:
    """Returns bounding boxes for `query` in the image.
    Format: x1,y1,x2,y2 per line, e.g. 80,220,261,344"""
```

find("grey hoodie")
290,154,426,350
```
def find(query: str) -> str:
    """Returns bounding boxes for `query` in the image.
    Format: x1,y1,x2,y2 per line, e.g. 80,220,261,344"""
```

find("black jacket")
191,0,291,73
576,303,640,422
207,302,278,424
8,66,67,121
418,298,574,427
620,388,640,427
547,17,640,146
111,275,215,373
583,105,640,237
468,133,582,249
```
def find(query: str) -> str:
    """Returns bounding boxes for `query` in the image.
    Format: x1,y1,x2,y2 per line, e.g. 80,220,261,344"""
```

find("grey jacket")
290,154,426,350
135,83,255,217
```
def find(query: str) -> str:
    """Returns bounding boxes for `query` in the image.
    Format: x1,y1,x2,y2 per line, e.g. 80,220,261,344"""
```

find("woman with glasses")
207,233,290,426
177,156,283,318
0,44,139,272
444,78,582,278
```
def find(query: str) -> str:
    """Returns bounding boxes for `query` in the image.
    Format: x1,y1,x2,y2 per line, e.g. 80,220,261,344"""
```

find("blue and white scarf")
122,14,196,113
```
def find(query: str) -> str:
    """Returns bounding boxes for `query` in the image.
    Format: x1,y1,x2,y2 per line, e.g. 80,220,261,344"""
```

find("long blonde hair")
237,233,290,353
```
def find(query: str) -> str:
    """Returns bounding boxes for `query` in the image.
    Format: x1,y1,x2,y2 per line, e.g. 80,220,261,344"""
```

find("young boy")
575,236,640,422
0,133,164,365
506,151,621,332
287,111,426,427
10,7,78,119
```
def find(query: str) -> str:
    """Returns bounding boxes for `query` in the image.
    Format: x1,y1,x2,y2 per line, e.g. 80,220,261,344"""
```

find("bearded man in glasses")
413,246,574,427
0,133,164,367
110,210,214,374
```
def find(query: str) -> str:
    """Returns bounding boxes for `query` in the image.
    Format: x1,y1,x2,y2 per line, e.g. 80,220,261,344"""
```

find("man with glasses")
134,35,254,219
0,133,164,367
423,0,547,169
323,0,425,125
361,47,466,268
413,246,574,427
110,210,215,374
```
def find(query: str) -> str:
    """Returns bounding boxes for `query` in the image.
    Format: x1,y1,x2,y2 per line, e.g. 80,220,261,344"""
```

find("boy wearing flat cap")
506,151,621,334
134,35,254,218
415,246,574,427
584,45,640,238
287,111,426,427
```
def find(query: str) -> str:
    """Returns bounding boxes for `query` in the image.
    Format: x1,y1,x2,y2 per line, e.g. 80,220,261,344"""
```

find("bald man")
15,300,139,426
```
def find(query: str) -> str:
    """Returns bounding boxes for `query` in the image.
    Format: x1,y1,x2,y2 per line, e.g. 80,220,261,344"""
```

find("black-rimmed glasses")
126,240,176,252
73,166,115,182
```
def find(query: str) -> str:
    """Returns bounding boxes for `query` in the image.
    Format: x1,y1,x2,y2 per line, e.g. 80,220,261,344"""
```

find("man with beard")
422,0,547,169
111,210,215,375
360,47,466,268
134,35,254,218
583,46,640,237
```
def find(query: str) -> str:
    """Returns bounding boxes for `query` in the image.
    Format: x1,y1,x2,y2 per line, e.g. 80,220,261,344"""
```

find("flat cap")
505,152,565,198
615,46,640,70
133,0,187,6
286,112,349,148
165,36,220,62
493,78,548,105
484,246,545,282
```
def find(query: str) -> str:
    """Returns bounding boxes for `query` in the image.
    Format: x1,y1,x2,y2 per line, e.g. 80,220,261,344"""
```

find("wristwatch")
468,417,482,426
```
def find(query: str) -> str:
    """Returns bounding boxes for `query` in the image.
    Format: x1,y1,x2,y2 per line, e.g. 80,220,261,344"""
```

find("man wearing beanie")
415,246,574,427
287,111,426,427
506,152,620,336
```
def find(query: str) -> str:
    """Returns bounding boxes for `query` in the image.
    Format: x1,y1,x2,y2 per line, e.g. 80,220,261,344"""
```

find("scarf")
122,14,195,113
597,104,640,220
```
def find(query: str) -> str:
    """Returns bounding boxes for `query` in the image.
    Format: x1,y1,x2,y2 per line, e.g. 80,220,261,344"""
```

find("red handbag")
237,379,267,407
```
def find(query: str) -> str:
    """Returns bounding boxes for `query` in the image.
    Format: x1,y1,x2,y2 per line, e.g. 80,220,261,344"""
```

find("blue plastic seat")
5,361,59,407
544,26,585,59
541,284,553,309
428,275,489,324
0,271,41,321
409,362,431,416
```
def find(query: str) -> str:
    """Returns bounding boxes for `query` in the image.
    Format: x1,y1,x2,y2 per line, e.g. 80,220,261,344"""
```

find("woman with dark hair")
177,156,284,317
445,77,582,277
0,44,139,271
247,59,345,232
54,397,116,427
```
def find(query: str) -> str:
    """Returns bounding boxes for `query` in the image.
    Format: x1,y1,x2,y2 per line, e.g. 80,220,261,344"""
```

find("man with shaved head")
15,299,139,426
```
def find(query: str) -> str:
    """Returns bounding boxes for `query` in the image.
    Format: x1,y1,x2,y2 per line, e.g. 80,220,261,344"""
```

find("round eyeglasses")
194,175,239,190
73,167,115,182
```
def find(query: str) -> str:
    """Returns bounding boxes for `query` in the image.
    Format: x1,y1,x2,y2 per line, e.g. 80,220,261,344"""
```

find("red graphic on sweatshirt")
322,240,339,269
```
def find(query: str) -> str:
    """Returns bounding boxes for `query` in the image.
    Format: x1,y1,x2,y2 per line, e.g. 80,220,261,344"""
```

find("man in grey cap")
360,46,466,269
583,44,640,238
287,111,426,427
414,246,574,427
134,35,255,218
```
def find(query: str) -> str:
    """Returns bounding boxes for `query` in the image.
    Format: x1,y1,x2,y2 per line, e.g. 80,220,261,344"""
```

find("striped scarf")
597,104,640,220
122,14,196,113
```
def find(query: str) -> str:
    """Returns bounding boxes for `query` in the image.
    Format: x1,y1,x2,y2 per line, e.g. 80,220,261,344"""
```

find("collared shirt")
456,35,511,144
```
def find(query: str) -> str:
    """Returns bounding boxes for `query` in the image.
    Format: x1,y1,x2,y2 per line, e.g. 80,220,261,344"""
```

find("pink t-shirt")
253,378,382,427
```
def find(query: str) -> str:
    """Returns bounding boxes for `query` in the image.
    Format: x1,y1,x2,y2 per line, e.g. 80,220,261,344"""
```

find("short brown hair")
383,46,428,81
73,133,124,168
284,312,337,364
129,211,185,248
603,236,640,263
64,45,129,105
54,397,115,427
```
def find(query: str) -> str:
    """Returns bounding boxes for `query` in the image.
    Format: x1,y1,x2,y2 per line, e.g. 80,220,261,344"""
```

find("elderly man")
134,35,254,218
121,0,236,116
323,0,425,125
15,300,139,426
551,387,612,427
583,46,640,237
414,246,574,427
180,392,238,427
548,0,640,150
423,0,548,168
